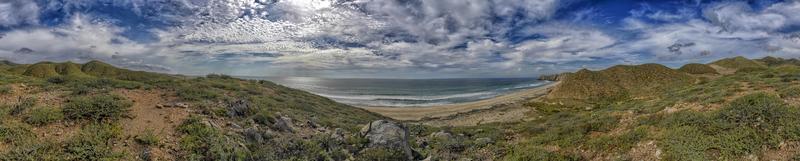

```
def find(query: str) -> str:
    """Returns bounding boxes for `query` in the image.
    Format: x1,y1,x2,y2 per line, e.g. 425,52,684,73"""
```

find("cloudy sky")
0,0,799,78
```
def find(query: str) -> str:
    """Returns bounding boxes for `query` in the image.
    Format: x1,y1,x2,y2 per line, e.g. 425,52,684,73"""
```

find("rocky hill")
546,63,694,100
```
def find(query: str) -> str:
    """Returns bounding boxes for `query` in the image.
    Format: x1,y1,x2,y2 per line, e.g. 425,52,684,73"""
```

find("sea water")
247,77,551,107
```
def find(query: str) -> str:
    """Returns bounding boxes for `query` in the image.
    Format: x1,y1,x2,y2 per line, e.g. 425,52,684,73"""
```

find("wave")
315,91,497,102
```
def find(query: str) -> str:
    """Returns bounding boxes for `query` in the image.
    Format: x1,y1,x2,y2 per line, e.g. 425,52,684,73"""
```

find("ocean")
246,77,551,107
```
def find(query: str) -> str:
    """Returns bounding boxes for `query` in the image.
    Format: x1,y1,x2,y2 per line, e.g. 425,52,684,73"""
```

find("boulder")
331,128,346,142
273,116,294,133
227,99,251,117
360,120,414,160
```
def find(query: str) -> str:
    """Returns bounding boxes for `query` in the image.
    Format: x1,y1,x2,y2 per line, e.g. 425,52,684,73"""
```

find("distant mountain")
547,63,694,100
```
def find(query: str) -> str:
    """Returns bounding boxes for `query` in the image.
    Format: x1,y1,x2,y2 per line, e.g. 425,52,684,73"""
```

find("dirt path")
361,82,558,121
115,89,190,160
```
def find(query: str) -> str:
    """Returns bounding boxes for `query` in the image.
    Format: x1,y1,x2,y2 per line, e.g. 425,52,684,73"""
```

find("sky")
0,0,799,78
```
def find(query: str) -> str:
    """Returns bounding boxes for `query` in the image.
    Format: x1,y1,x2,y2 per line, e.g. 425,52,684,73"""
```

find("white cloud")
0,15,170,72
0,0,39,27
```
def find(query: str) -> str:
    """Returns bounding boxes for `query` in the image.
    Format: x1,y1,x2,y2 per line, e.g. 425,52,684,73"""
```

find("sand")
361,81,559,121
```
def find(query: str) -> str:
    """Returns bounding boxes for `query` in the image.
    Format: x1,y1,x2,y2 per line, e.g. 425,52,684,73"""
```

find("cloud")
0,0,39,27
0,15,170,72
1,0,799,78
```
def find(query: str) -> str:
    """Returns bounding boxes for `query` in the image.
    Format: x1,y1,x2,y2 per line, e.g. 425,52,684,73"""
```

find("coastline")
360,81,559,121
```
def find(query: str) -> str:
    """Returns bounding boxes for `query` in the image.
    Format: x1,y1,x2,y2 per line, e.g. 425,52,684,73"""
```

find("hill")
710,56,767,70
547,63,694,100
0,60,388,160
678,63,719,74
756,56,800,67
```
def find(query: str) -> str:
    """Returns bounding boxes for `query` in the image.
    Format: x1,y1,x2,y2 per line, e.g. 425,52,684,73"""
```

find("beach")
361,81,559,121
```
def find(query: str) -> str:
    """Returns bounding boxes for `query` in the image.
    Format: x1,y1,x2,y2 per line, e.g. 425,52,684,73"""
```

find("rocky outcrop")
273,116,295,133
538,73,571,81
360,120,414,160
227,99,251,117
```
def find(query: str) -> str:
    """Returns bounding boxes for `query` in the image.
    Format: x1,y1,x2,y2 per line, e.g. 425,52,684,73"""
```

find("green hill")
678,63,718,74
710,56,766,70
548,63,694,100
756,56,800,67
5,60,169,82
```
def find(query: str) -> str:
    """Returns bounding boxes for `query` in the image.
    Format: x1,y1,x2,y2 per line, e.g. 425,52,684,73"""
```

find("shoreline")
360,81,559,121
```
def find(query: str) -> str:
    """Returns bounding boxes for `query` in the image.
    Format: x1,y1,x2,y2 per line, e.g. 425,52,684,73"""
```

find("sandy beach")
361,81,559,121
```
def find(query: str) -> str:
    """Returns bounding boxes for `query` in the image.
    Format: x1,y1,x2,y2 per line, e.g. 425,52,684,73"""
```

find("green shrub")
0,140,63,160
178,115,247,161
62,95,132,121
0,85,11,94
25,107,64,126
135,129,160,146
0,121,35,145
63,123,125,160
356,147,408,161
779,86,800,98
10,97,36,116
177,85,220,101
659,93,800,160
503,145,581,161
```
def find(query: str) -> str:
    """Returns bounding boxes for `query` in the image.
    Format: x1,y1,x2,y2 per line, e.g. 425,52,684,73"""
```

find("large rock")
360,120,414,160
227,99,251,117
273,116,294,133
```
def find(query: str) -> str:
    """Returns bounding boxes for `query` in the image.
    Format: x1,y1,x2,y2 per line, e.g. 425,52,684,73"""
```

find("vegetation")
711,56,767,70
547,63,694,100
63,94,132,121
678,63,718,74
2,57,800,160
24,107,64,126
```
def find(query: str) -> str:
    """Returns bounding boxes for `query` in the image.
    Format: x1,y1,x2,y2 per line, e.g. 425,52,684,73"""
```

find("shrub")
10,97,36,116
63,123,125,160
177,85,220,101
504,145,581,161
779,86,800,98
0,85,11,94
62,95,132,121
0,121,35,145
136,129,160,146
25,107,64,126
46,76,67,84
356,147,408,161
178,115,247,160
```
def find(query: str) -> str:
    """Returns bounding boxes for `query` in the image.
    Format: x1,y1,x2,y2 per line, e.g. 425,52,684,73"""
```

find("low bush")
356,147,408,161
10,97,36,116
779,86,800,98
503,145,581,161
136,129,160,146
0,85,11,94
62,94,132,121
659,93,800,160
0,121,35,145
24,107,64,126
178,115,247,160
63,123,125,160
